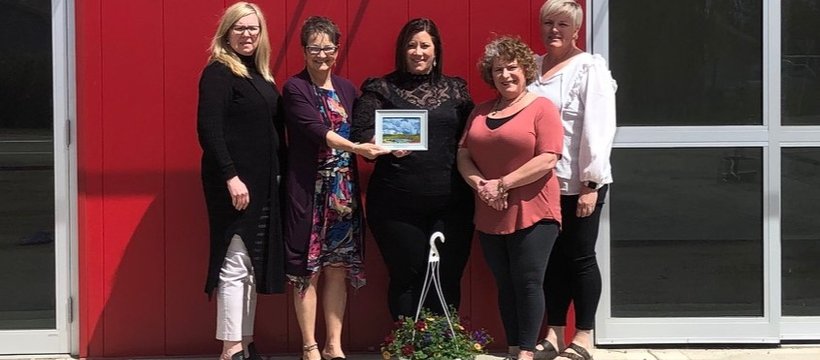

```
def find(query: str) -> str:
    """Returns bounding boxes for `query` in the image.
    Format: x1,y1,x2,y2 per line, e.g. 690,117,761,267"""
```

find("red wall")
76,0,586,357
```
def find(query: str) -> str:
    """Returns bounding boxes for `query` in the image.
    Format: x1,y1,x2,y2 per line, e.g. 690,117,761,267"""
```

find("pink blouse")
461,97,563,235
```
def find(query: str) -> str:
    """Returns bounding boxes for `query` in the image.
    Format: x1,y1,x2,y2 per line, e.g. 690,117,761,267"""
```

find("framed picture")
374,109,428,151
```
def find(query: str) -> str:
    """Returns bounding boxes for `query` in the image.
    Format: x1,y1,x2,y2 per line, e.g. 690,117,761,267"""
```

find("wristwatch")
584,181,600,190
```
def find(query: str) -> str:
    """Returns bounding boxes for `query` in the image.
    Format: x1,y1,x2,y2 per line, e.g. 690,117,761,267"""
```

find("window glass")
610,1,762,126
782,1,820,125
782,148,820,316
0,0,55,330
610,148,763,317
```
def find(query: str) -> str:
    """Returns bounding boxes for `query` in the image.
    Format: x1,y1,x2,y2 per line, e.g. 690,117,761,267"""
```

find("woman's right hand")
226,176,250,211
353,143,390,159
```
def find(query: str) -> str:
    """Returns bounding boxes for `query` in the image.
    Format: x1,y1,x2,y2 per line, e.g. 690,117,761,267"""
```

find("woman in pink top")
457,36,563,360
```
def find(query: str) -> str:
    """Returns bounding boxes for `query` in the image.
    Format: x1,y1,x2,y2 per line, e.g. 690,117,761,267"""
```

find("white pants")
216,235,257,341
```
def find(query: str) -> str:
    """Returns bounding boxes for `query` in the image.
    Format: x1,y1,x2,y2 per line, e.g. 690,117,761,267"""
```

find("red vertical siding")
77,0,587,357
76,0,104,357
162,0,225,356
98,0,167,356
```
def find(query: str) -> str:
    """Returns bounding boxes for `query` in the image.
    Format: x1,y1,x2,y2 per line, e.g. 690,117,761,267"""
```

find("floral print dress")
289,86,366,294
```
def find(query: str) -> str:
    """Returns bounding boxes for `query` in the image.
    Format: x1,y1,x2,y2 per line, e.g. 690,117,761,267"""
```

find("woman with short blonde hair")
529,1,617,359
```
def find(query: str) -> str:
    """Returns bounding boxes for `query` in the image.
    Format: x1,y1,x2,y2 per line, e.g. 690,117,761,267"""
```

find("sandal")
556,343,593,360
300,343,319,360
533,339,559,360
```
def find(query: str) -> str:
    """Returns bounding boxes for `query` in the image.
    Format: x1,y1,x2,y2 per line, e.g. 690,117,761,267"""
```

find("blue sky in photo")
382,117,421,135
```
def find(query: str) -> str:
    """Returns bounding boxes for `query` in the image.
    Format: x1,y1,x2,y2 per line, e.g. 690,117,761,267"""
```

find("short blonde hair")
540,0,584,30
477,36,537,88
208,2,274,83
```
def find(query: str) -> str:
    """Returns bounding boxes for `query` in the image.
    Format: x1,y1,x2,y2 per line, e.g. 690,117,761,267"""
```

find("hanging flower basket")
380,307,493,360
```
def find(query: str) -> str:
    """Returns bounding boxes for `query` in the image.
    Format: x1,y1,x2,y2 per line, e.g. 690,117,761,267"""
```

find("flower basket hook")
412,231,456,340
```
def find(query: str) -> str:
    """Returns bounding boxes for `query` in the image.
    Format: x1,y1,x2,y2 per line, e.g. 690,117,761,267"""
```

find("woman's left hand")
576,188,598,218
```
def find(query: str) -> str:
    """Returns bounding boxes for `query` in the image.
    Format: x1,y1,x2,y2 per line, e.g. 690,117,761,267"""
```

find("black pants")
479,220,559,351
544,185,608,330
367,187,474,321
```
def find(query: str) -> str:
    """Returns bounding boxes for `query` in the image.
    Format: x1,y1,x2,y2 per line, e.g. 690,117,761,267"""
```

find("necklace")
490,91,528,117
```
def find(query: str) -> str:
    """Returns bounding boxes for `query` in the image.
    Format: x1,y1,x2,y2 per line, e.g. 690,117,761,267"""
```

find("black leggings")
544,185,608,330
367,187,474,321
479,220,559,351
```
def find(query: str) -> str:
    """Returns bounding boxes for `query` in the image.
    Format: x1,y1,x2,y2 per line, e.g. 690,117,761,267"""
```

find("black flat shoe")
245,342,263,360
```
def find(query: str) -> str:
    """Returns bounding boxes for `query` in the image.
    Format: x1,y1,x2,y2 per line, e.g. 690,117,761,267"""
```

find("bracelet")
497,178,508,195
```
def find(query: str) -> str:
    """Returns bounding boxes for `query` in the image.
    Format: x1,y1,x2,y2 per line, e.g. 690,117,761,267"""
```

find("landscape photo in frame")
374,109,428,150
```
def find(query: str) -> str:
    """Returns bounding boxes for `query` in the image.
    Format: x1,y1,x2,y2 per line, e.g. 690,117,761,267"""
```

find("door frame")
1,0,77,354
590,0,782,344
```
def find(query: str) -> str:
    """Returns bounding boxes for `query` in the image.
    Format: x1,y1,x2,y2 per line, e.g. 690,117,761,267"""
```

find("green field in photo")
383,133,420,144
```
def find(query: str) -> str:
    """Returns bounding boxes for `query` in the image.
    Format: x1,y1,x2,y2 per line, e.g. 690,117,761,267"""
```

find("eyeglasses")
231,25,261,35
305,45,339,55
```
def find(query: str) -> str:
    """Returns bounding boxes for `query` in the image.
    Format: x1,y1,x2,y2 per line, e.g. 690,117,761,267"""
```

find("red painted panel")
345,0,409,88
99,0,166,356
162,0,225,356
75,0,104,357
75,1,590,356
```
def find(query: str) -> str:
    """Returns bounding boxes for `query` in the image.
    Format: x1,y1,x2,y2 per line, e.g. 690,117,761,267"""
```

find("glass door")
591,0,780,344
0,0,73,354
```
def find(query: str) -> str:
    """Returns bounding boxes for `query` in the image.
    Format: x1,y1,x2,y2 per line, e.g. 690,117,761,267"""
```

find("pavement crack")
646,349,664,360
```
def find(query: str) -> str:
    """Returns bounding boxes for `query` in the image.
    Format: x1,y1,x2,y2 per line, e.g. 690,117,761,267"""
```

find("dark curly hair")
477,35,537,88
300,16,341,47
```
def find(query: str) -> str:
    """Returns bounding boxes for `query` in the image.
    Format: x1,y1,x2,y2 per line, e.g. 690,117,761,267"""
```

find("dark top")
282,69,363,277
351,72,474,196
197,56,286,295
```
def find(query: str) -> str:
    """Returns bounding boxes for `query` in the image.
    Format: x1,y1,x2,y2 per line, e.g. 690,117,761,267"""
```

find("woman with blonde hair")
458,36,563,360
197,2,285,360
528,1,617,359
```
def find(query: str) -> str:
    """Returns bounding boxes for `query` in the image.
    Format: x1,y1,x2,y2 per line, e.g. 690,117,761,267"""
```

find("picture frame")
374,109,429,151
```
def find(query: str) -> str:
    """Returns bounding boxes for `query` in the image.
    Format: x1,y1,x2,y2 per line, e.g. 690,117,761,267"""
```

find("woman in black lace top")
351,18,475,320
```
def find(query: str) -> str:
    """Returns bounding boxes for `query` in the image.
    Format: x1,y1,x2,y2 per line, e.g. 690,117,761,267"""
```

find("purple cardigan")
282,69,362,277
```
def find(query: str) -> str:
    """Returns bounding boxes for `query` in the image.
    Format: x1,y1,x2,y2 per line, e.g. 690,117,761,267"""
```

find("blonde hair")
539,0,584,30
208,2,274,83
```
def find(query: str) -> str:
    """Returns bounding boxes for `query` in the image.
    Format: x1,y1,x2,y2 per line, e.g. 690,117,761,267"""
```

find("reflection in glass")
610,1,762,125
782,148,820,316
610,148,763,317
782,1,820,125
0,0,55,330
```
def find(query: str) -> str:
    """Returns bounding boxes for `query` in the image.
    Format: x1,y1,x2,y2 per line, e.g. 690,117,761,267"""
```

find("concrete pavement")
4,347,820,360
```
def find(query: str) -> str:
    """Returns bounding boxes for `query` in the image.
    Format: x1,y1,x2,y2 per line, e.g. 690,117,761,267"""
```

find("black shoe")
245,342,263,360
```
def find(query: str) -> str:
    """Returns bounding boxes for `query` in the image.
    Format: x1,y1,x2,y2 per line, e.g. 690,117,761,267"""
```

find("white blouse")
527,52,617,195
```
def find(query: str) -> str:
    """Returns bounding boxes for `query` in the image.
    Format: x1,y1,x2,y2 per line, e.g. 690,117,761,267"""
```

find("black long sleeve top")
351,71,474,196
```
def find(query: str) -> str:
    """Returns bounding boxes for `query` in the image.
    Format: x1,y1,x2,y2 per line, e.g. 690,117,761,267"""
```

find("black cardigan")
196,59,286,295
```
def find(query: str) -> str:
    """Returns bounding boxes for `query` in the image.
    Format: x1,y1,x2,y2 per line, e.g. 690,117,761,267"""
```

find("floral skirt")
289,166,365,294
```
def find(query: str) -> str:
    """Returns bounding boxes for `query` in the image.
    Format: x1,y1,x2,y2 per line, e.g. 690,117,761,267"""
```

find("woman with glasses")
350,18,475,321
282,16,388,360
196,3,285,360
